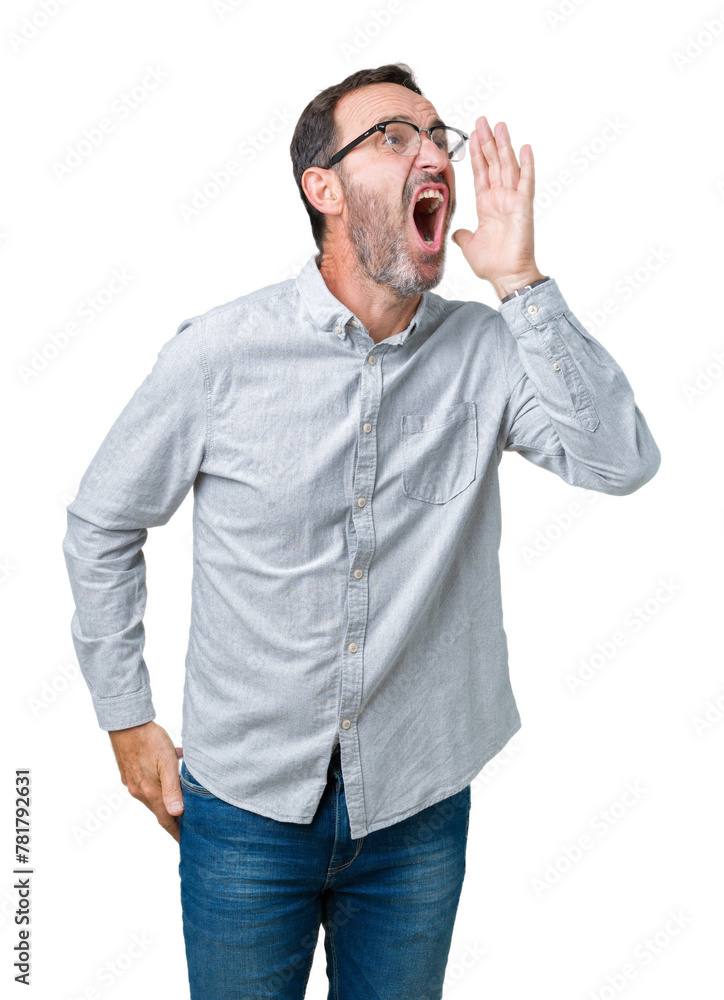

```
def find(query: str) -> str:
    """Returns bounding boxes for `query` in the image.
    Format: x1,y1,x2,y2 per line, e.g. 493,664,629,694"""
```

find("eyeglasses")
324,120,469,168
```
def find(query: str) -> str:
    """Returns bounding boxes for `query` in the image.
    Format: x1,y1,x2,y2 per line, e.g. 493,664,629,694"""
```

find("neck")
317,248,422,345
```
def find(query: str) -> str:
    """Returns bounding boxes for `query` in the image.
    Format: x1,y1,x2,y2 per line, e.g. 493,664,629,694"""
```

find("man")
62,62,661,999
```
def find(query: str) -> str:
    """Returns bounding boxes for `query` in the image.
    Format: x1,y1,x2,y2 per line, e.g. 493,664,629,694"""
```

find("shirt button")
363,423,372,433
368,355,376,365
334,325,342,333
552,362,561,371
527,304,538,315
348,642,358,653
351,320,360,328
357,497,366,507
354,569,363,579
341,719,352,729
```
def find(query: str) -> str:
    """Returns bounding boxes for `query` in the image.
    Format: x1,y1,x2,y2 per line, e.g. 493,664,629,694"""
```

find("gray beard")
343,177,450,298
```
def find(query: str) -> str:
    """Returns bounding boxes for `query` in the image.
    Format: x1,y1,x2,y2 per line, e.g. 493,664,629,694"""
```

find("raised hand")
452,116,545,299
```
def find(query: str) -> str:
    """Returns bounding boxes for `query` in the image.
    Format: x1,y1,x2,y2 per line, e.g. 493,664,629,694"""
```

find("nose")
414,129,450,172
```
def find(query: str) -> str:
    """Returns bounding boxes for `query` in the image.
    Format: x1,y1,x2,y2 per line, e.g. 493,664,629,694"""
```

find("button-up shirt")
62,252,661,839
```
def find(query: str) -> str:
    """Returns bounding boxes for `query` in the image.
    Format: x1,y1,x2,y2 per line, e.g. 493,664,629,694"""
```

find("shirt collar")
295,252,430,347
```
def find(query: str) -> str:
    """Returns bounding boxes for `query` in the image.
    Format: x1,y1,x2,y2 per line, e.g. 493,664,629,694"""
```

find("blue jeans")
177,744,471,999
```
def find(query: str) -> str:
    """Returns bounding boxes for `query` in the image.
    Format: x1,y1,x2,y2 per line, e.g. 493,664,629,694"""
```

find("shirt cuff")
90,688,156,732
499,276,551,303
498,278,572,338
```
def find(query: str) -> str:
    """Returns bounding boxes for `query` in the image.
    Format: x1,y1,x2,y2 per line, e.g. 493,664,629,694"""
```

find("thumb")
160,754,184,815
451,228,474,252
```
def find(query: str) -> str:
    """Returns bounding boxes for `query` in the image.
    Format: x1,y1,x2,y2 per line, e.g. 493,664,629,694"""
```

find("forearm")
498,278,661,494
62,510,156,731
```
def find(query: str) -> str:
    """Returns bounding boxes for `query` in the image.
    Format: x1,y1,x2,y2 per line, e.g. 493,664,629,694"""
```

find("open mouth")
410,185,447,253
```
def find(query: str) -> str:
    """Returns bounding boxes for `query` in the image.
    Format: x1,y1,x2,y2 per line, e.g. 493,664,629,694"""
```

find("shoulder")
424,289,510,396
174,274,298,349
424,288,502,344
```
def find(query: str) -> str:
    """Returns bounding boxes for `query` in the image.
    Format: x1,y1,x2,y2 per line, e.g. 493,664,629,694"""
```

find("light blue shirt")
62,253,661,839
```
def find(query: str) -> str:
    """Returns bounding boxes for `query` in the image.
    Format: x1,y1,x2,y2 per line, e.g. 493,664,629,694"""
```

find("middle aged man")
63,62,661,999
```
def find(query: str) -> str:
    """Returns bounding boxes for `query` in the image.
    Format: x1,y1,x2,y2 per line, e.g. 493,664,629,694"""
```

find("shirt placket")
335,320,389,836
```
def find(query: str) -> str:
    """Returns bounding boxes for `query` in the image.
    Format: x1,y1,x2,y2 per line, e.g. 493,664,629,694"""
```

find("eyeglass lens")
384,122,466,161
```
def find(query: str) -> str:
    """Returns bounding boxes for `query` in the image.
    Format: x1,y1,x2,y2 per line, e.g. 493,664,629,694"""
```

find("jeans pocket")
179,760,216,797
401,400,478,504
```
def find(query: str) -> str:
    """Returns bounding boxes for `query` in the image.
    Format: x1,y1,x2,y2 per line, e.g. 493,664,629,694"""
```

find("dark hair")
290,63,424,254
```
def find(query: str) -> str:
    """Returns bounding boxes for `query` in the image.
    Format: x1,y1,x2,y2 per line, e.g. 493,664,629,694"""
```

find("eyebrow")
376,112,446,129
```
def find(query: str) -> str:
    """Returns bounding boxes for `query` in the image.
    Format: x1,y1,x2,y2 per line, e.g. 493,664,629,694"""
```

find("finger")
135,779,182,841
159,754,184,815
128,778,182,841
175,746,183,758
476,116,501,187
155,808,181,843
518,143,535,203
496,122,520,189
468,127,490,195
451,227,474,251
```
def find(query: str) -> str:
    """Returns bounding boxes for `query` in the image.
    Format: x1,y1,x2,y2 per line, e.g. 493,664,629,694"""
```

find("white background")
2,0,722,997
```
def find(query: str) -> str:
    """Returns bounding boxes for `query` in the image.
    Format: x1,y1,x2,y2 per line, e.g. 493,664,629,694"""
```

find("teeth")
415,188,444,214
416,188,444,202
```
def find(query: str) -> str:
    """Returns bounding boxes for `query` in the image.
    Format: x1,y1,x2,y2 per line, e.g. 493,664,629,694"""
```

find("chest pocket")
401,400,478,504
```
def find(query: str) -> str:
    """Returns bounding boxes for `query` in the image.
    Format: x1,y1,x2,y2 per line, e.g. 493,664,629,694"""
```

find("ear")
302,166,342,215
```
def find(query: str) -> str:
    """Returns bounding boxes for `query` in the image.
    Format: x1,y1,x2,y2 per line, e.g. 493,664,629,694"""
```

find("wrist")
492,268,547,301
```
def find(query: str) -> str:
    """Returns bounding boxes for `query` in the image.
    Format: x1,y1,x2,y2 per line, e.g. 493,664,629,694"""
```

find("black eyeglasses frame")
323,120,469,169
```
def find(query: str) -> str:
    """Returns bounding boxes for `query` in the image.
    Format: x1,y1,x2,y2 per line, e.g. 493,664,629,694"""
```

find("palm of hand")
452,117,539,290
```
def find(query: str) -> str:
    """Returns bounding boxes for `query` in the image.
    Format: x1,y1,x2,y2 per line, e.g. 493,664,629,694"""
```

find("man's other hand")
108,721,184,843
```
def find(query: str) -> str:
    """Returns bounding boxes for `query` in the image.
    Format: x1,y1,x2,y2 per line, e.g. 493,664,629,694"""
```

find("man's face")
330,83,458,297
